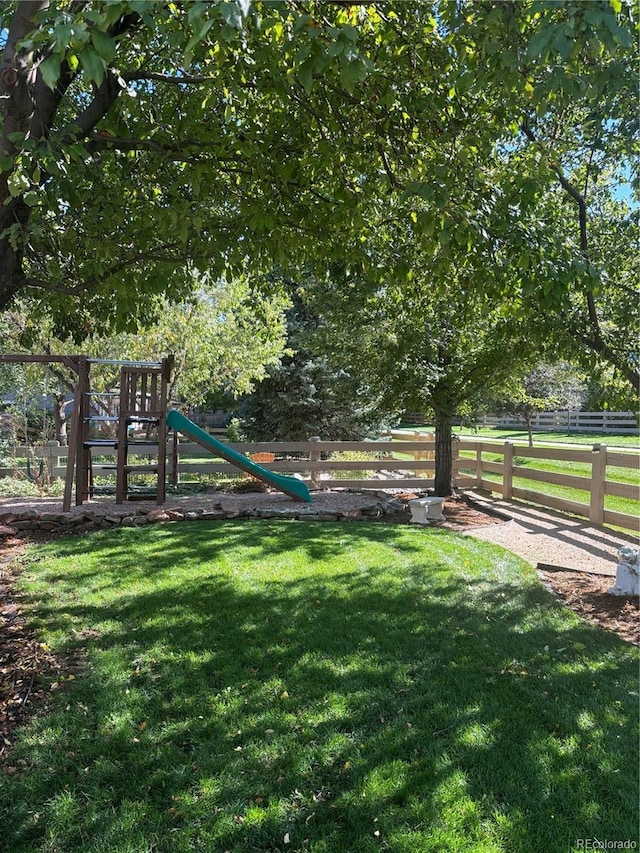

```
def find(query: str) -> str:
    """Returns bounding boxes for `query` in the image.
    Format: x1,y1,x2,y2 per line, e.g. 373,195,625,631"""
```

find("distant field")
398,425,639,449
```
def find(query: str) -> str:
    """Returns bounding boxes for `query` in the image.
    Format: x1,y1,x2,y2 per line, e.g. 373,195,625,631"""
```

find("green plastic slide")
166,409,311,503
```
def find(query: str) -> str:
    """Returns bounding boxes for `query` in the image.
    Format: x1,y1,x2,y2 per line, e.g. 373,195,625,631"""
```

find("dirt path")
461,492,639,646
462,491,637,575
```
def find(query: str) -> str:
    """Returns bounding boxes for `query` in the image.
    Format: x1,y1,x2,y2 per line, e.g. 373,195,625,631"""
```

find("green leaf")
340,24,359,42
220,1,243,28
401,181,434,202
91,29,116,62
298,60,313,94
82,10,106,24
220,24,238,42
79,48,106,86
183,34,200,67
53,24,74,52
128,1,156,26
525,29,553,62
39,54,62,91
339,60,360,92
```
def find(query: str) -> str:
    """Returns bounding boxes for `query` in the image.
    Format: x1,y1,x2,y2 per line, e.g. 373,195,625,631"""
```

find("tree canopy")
485,361,588,446
1,1,637,391
237,290,394,441
301,250,554,493
0,273,290,442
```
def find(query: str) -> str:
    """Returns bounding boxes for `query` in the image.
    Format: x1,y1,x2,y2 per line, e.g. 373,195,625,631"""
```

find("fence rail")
4,434,639,533
3,439,437,492
475,411,638,434
401,411,638,433
455,439,639,533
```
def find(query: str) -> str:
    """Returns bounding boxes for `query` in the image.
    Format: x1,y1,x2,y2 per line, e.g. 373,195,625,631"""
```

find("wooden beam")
0,354,82,372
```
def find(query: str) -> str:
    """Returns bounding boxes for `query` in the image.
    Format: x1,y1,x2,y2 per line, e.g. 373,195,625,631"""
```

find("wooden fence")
168,437,436,491
4,434,639,533
475,411,638,434
402,411,638,433
3,438,436,491
455,440,639,533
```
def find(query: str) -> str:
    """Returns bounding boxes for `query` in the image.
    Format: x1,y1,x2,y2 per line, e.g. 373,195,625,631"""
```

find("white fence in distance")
474,411,638,434
403,411,638,433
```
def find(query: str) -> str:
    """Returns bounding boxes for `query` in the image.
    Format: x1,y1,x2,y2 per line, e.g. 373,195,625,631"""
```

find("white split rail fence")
472,411,638,433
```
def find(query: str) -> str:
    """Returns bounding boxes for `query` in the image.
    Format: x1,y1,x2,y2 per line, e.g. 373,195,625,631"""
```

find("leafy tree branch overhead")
0,0,637,388
0,0,437,330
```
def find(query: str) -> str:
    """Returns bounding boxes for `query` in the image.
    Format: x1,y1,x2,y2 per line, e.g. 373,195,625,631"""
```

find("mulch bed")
0,496,637,765
537,567,639,646
0,535,72,765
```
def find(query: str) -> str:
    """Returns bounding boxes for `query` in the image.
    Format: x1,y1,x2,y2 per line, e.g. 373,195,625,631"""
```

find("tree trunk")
0,198,31,310
525,413,534,448
0,3,138,311
433,407,454,496
53,393,68,446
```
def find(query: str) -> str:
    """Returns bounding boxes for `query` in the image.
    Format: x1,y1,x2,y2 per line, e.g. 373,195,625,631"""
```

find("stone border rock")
0,495,410,538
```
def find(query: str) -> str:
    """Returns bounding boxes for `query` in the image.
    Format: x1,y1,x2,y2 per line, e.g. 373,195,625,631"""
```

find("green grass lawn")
2,521,638,853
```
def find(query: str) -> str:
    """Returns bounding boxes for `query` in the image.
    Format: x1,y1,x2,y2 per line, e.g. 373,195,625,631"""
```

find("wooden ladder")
115,363,170,504
60,356,172,511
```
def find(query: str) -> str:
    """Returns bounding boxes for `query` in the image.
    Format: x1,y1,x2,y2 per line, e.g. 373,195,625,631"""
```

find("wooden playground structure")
0,355,173,511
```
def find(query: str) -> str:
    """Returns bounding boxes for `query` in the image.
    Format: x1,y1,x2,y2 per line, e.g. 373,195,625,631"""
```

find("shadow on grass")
2,521,638,853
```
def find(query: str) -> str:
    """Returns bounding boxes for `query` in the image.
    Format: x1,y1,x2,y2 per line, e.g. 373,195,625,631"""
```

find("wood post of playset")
63,356,89,511
59,356,172,510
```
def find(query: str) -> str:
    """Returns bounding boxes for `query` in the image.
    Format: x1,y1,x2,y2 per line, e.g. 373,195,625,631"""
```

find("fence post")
475,442,482,489
414,430,434,478
503,441,514,500
44,440,62,477
170,430,179,486
414,431,422,478
589,444,606,525
309,436,321,488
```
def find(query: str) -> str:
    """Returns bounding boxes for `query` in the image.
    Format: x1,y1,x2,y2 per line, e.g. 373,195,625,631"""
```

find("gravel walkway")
462,491,637,576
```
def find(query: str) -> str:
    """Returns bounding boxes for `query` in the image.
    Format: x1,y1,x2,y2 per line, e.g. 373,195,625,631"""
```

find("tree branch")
23,276,86,296
521,119,638,392
84,131,253,173
378,144,404,189
92,249,193,285
59,69,123,144
54,13,142,146
122,70,218,85
522,124,599,314
85,131,207,161
40,349,77,395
